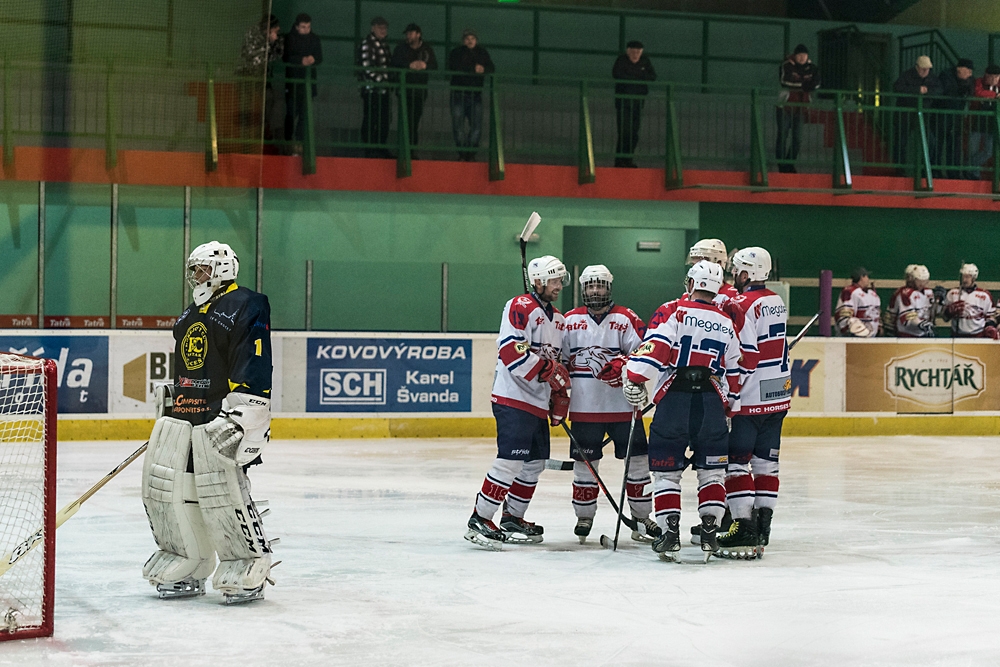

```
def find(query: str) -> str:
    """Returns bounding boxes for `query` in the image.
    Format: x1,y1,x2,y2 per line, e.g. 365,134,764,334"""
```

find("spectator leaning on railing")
935,58,974,179
448,29,494,162
391,23,437,157
776,44,820,174
892,56,942,172
612,41,656,168
283,13,323,154
236,14,284,142
969,64,1000,180
356,17,392,158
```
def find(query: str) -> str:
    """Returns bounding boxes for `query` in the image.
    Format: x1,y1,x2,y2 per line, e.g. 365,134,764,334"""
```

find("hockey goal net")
0,354,57,641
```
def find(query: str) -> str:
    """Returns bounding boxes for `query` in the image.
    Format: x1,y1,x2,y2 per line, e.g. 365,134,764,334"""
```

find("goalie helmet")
187,241,240,306
731,247,772,282
687,260,724,295
688,238,728,266
960,263,979,280
527,255,569,288
579,264,613,310
905,264,930,282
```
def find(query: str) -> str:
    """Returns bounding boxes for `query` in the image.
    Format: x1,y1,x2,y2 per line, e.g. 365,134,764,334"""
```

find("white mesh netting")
0,354,50,637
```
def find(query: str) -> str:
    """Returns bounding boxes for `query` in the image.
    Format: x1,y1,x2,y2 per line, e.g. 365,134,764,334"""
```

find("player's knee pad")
142,417,216,585
751,456,779,476
516,459,545,485
572,459,599,484
726,462,751,477
696,467,725,489
192,425,272,594
651,470,682,487
626,455,650,481
488,457,523,486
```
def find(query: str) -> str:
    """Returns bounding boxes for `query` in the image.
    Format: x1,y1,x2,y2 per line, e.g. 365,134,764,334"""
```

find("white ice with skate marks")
5,436,1000,666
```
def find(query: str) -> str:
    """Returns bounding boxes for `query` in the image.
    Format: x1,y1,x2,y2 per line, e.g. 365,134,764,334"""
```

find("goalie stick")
0,441,148,578
519,211,542,293
559,422,638,532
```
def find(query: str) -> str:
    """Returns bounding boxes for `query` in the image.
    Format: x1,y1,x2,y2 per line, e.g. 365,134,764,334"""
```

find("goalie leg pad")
142,416,216,585
192,425,272,595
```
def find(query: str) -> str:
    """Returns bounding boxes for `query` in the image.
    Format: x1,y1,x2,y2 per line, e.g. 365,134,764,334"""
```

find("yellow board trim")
52,415,1000,441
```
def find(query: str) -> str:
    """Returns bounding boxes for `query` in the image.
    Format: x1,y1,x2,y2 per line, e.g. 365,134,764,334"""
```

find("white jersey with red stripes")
562,304,645,422
944,286,994,336
730,286,790,415
835,283,881,335
886,286,936,337
679,282,737,308
625,298,742,412
492,293,565,419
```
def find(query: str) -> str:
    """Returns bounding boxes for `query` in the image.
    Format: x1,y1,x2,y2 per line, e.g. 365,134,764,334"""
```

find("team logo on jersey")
514,341,530,354
634,341,655,356
571,346,615,377
515,296,534,308
181,322,209,371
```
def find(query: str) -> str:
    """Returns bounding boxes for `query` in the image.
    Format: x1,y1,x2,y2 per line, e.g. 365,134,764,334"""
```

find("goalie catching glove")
596,356,627,388
538,359,570,391
205,392,271,466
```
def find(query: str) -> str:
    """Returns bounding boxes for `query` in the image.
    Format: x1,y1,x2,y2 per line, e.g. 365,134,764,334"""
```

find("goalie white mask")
187,241,240,306
579,264,614,310
731,247,772,282
686,260,724,295
527,255,570,288
688,238,728,266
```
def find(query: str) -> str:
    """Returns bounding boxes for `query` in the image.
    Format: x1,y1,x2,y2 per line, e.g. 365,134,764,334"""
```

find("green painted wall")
0,182,40,316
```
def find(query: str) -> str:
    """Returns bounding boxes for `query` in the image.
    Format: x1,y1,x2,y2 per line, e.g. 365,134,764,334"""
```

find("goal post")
0,354,57,641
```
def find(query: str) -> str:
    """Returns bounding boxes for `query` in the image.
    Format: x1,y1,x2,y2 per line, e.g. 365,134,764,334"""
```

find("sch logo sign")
319,369,386,406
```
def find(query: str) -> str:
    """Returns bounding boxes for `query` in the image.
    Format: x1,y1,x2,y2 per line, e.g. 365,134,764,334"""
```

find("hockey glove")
985,325,1000,340
623,380,648,408
596,356,627,387
917,319,935,336
945,301,965,318
549,387,570,427
933,285,948,304
205,392,271,466
538,359,571,391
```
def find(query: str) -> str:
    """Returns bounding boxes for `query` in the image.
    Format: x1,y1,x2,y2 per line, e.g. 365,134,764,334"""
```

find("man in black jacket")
612,41,656,168
283,14,323,153
936,58,975,179
391,23,437,155
776,44,820,173
448,29,495,161
356,17,392,158
892,55,943,171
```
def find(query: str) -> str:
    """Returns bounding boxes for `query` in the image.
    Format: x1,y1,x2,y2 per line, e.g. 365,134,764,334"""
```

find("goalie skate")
155,577,206,600
500,514,544,544
464,512,505,551
574,517,593,544
223,584,265,605
630,516,661,543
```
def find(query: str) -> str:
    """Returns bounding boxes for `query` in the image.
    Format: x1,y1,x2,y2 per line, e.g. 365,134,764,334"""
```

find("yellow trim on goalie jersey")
198,282,239,313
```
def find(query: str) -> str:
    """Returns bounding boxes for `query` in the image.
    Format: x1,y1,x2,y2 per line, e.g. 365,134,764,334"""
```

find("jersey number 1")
254,339,262,356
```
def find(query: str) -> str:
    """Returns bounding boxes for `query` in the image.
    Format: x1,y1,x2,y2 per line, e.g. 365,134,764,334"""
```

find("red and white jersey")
492,293,566,419
835,284,881,336
730,286,790,415
886,287,936,337
562,304,645,422
625,298,742,413
679,283,737,308
944,286,994,337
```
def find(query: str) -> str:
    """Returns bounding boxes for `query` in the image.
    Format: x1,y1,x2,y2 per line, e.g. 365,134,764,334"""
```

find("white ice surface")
2,436,999,666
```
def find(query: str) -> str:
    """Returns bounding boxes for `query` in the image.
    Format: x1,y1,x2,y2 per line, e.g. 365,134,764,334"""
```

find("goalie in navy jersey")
141,241,276,604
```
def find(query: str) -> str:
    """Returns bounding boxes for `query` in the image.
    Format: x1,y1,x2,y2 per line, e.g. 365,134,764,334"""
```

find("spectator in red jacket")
776,44,820,173
969,64,1000,180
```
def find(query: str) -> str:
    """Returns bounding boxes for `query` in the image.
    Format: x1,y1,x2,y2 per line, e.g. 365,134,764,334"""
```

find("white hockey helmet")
960,263,979,280
687,260,724,295
527,255,569,288
905,263,930,282
688,238,728,266
731,247,772,282
579,264,613,310
187,241,240,306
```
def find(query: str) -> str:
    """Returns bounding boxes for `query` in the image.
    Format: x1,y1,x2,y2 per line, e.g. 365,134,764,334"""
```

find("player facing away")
884,264,938,337
141,241,275,604
942,263,999,338
561,265,659,543
835,267,881,337
687,238,739,303
465,256,570,550
716,247,790,559
622,260,743,562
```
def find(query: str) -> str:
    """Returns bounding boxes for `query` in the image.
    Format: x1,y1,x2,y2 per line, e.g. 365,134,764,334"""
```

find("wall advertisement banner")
306,337,473,413
788,339,827,413
0,334,109,413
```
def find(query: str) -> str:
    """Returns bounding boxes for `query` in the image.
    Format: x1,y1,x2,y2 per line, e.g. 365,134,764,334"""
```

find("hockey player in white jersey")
716,247,789,559
884,264,938,337
560,265,658,543
942,264,998,338
687,238,739,303
465,256,569,550
623,261,743,562
835,267,881,337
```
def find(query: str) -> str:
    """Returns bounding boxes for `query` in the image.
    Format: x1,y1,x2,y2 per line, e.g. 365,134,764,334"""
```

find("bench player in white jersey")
942,263,999,338
465,256,570,550
716,247,790,559
687,238,739,304
622,260,743,562
884,264,939,337
560,265,658,543
835,267,881,337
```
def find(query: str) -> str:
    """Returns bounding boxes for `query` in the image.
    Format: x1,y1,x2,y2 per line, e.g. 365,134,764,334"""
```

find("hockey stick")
545,402,653,471
788,312,820,350
0,441,148,578
559,422,638,532
519,211,542,293
609,408,640,551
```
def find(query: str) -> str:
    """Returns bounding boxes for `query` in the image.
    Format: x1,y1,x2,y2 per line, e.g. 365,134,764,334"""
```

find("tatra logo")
883,349,985,406
181,322,209,371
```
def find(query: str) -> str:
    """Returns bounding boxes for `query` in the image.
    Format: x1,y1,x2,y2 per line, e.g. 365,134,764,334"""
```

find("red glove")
984,325,999,340
538,360,570,391
596,356,627,388
946,301,965,318
549,387,570,426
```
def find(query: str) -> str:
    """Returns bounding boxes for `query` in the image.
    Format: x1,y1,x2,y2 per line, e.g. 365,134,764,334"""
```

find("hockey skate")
155,577,206,600
223,584,265,605
651,515,681,562
715,513,759,560
756,507,773,557
698,515,719,563
691,506,731,545
500,513,544,544
464,511,506,551
630,516,662,543
574,517,593,544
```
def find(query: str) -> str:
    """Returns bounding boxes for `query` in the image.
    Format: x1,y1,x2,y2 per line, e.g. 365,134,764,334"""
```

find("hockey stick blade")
544,458,575,471
519,211,541,242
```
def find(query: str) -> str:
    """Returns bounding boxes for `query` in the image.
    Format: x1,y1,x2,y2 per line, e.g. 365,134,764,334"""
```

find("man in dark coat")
776,44,820,173
612,41,656,168
892,55,943,171
448,29,495,161
935,58,975,179
356,17,392,158
391,23,437,155
283,13,323,152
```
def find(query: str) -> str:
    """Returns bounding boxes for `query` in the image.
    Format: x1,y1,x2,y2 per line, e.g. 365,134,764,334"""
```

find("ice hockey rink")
4,435,998,666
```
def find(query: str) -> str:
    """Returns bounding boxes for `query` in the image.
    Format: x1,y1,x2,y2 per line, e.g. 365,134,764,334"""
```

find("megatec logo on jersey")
181,322,208,371
883,349,985,406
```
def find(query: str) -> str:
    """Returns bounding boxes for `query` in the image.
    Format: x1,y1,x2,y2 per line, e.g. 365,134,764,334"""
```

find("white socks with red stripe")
504,459,544,518
572,460,600,519
751,456,779,511
652,468,726,532
475,458,522,520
